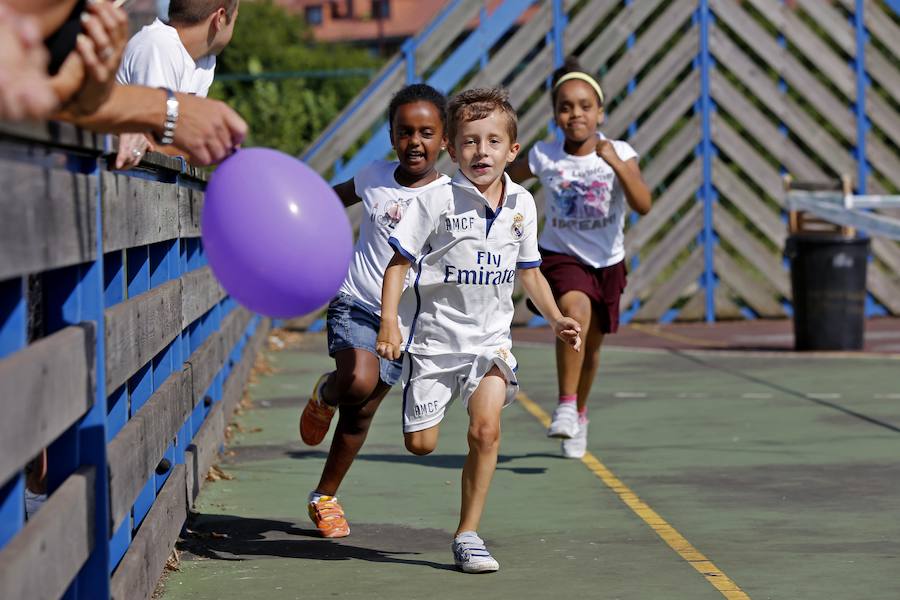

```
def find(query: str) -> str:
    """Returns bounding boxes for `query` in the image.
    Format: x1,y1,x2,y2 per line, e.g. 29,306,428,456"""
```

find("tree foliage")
210,0,383,157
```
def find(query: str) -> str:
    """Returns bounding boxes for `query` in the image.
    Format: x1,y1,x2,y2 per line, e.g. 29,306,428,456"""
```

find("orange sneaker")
308,496,350,538
299,372,336,445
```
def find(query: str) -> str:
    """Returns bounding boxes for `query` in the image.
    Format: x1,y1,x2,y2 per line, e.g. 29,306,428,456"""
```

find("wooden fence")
303,0,900,323
0,123,269,599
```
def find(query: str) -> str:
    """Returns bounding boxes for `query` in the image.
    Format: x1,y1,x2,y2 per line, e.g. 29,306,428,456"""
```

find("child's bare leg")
555,291,592,397
457,366,505,536
404,425,440,456
576,312,605,411
323,348,382,406
314,382,390,496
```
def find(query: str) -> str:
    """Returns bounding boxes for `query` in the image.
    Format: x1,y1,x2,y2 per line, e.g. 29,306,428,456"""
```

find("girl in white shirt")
508,57,652,458
298,83,450,538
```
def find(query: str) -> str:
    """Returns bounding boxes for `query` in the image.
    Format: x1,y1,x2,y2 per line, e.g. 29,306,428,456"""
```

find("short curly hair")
388,83,447,134
446,88,518,145
168,0,238,25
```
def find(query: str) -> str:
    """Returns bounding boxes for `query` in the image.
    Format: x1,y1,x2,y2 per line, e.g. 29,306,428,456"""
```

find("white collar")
451,170,525,210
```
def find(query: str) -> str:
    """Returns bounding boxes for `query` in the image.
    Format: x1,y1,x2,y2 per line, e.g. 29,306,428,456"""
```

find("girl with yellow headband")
508,56,652,458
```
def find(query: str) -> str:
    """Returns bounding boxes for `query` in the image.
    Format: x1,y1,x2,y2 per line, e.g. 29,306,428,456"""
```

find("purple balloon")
202,148,352,318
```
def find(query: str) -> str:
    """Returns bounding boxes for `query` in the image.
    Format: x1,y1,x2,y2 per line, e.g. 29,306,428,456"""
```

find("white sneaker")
547,402,579,438
452,532,499,573
561,419,588,458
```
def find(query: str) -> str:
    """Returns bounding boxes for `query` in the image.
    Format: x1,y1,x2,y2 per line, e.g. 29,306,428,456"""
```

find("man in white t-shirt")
114,0,239,168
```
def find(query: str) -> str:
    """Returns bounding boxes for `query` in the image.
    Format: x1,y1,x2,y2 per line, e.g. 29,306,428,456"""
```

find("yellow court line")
516,391,751,600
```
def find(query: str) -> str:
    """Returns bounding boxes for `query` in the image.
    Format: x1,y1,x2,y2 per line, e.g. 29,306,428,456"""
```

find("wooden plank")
187,331,223,405
715,247,785,317
623,203,703,306
634,247,706,321
712,158,786,248
606,30,698,140
744,0,855,99
105,279,182,394
107,367,191,531
110,465,187,600
795,0,855,54
872,237,900,278
467,0,555,89
185,404,225,507
711,113,783,203
678,283,744,321
0,160,96,280
181,266,226,328
222,319,270,419
630,70,700,154
713,204,791,297
642,117,702,190
506,0,618,107
602,0,697,100
0,467,95,600
625,159,701,255
579,0,667,79
867,267,900,315
0,324,95,487
866,93,900,154
413,0,484,75
866,45,900,101
306,66,405,173
864,0,900,60
220,307,253,355
177,185,204,238
0,121,103,152
102,171,180,252
866,133,900,191
709,25,857,177
710,71,826,181
711,0,856,142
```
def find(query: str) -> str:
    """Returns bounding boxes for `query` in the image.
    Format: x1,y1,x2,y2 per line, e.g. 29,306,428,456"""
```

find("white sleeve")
527,143,546,178
517,195,542,268
388,192,440,263
613,140,639,162
353,161,378,197
122,40,182,89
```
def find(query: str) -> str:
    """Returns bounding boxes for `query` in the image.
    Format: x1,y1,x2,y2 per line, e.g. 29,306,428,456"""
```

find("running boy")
299,83,450,538
377,88,582,573
508,57,652,458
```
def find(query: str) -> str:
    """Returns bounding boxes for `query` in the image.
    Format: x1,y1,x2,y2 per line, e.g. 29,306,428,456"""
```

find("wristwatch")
155,87,179,145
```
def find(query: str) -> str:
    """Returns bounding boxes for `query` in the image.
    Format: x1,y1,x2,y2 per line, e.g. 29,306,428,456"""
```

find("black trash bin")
786,234,869,351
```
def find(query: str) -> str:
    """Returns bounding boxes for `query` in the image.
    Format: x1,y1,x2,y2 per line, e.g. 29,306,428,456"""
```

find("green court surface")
159,334,900,600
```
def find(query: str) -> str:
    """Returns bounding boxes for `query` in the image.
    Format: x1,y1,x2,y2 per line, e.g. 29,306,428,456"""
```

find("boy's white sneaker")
547,402,579,438
452,531,499,573
561,418,588,458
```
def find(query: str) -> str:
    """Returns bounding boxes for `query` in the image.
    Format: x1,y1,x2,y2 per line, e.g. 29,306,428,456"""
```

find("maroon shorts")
530,249,627,334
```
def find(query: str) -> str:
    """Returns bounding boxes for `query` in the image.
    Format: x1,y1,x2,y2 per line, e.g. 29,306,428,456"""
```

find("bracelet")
154,87,179,145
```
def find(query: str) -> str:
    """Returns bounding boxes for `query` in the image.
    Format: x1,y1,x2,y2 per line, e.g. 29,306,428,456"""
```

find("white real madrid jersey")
528,134,638,268
388,171,542,355
338,160,451,315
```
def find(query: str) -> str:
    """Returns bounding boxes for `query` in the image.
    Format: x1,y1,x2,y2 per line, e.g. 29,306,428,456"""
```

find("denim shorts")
326,292,403,386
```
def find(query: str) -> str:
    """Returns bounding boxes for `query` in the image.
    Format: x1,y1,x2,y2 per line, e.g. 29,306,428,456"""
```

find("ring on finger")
100,46,113,60
131,148,142,158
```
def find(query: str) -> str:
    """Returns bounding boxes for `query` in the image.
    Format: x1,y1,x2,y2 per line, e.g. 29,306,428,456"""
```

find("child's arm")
506,156,534,184
376,252,412,361
518,268,582,352
332,179,363,207
596,140,652,215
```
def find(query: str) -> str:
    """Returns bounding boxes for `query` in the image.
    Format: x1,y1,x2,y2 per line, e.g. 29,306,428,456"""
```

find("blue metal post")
698,0,716,323
853,0,868,194
551,0,565,68
0,278,26,548
402,37,417,84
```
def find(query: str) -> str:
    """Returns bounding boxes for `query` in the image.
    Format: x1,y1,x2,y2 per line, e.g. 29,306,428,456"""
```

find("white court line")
613,391,648,398
741,392,773,399
676,392,710,399
806,392,842,400
874,393,900,400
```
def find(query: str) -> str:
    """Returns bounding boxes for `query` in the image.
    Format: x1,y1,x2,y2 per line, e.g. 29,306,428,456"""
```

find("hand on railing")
114,132,153,169
172,94,248,166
